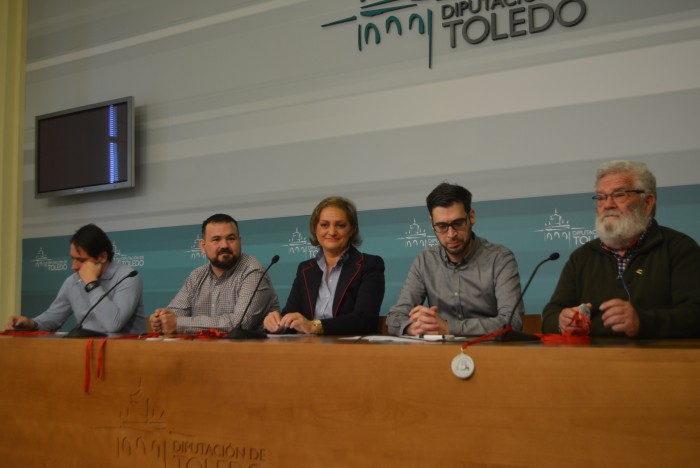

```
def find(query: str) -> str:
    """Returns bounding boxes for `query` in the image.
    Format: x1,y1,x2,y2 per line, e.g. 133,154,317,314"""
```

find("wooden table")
1,335,699,467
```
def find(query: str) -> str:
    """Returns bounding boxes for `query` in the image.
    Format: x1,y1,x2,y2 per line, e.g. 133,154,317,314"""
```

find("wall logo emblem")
31,247,68,271
535,209,595,248
397,219,439,249
283,228,319,259
186,235,206,261
322,0,588,69
113,243,145,267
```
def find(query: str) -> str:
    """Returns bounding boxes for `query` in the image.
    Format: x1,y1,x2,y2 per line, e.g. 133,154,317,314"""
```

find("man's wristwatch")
310,319,324,335
84,281,99,293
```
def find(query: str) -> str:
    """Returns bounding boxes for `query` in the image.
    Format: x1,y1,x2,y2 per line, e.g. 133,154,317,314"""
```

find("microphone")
226,255,280,340
495,252,559,342
64,270,139,339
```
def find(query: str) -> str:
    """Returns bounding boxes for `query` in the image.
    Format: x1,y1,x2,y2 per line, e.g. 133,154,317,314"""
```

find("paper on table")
339,335,468,343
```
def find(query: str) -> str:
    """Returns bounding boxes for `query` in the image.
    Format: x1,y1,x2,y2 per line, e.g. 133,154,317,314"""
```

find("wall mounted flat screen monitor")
35,96,135,198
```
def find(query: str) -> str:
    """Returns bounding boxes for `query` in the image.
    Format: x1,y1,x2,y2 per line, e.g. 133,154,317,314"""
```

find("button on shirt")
601,226,649,278
314,250,349,320
386,235,524,336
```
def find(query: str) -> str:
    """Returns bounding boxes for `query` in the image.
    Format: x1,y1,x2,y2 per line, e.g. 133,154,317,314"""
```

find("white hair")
596,160,656,196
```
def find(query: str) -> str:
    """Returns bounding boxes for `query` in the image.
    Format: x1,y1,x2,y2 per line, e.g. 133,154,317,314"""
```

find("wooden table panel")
1,336,699,467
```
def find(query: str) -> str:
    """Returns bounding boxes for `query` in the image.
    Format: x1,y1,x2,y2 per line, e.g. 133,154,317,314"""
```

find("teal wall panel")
22,185,700,331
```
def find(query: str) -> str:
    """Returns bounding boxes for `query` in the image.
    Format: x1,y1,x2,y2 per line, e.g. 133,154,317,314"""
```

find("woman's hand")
263,311,284,333
279,312,316,334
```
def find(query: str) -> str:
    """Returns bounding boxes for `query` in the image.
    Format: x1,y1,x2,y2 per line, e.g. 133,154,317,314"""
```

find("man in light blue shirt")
5,224,145,334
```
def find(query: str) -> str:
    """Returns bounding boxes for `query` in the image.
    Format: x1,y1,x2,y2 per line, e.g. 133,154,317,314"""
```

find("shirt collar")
99,262,117,280
315,248,350,270
439,233,479,267
207,257,240,279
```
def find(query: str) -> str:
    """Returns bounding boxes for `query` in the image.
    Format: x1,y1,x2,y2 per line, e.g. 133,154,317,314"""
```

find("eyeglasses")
432,218,469,234
592,190,645,203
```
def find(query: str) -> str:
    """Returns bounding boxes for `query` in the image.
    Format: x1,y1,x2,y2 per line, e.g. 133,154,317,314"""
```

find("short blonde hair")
308,196,362,247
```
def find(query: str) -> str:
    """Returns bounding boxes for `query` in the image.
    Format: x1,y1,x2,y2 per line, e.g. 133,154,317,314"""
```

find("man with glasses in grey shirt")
387,183,524,337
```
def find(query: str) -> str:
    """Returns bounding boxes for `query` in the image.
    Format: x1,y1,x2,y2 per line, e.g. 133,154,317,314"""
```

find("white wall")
23,0,700,237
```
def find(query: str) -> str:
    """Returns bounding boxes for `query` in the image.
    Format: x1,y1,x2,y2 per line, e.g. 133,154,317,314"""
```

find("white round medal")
451,352,475,379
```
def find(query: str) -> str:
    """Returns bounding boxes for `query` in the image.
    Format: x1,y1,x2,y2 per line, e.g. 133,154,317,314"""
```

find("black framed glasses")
592,190,645,203
432,218,469,234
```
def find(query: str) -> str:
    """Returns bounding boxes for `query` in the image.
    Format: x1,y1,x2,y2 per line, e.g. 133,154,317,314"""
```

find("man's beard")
209,249,238,270
596,205,650,249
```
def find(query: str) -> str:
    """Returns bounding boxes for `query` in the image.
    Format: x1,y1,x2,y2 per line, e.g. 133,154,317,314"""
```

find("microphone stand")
65,324,108,339
225,255,279,340
64,270,139,339
495,253,559,342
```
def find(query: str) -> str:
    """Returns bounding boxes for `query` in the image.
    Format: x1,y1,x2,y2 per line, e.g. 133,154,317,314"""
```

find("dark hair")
426,183,472,214
70,224,114,261
201,213,239,237
308,196,362,247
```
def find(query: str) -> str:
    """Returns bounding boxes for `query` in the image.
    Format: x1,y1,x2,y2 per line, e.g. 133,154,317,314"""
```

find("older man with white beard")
542,160,700,338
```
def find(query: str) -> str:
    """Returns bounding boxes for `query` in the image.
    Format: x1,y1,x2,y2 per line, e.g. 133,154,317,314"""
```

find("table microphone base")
64,327,108,339
225,328,268,340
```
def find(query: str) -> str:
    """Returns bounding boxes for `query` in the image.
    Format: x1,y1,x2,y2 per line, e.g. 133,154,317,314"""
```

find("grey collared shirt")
386,235,524,336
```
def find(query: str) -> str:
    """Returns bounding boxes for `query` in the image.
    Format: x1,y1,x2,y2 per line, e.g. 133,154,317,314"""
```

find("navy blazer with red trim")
282,246,385,335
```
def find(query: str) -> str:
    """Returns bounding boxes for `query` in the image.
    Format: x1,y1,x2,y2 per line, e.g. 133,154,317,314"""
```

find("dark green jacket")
542,220,700,338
